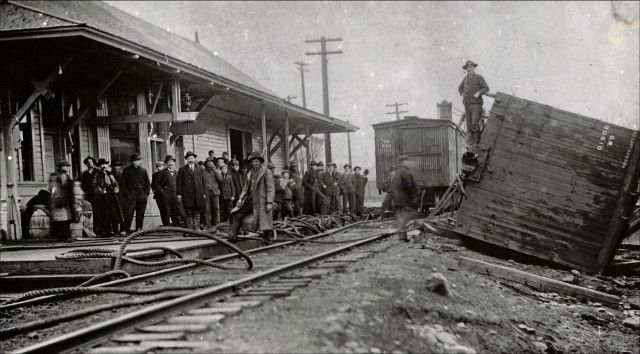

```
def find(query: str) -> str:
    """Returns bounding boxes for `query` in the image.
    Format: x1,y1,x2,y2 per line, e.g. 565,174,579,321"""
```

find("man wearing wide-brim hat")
177,151,207,229
120,153,151,233
229,151,275,242
458,59,489,147
92,158,124,236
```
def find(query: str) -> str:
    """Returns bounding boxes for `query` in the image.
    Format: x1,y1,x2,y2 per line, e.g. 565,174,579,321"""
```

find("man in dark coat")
381,166,396,215
340,164,356,214
320,162,340,213
354,166,368,216
203,156,223,227
229,159,243,202
302,160,319,215
157,155,181,226
177,151,207,229
314,162,328,215
288,161,304,216
92,158,124,236
151,161,168,226
458,60,489,146
80,156,98,207
229,152,275,241
390,156,419,241
120,153,150,232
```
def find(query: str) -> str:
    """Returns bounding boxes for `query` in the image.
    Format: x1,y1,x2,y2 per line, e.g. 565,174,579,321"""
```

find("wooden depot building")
0,1,358,240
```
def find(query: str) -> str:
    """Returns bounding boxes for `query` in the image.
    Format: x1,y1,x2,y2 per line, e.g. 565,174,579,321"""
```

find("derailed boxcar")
455,92,640,273
373,114,465,207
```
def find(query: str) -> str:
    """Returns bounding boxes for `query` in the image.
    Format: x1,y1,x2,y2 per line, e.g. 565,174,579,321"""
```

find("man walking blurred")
390,156,419,241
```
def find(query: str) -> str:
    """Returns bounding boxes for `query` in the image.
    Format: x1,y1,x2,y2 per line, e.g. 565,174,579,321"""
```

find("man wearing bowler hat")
458,60,490,147
177,151,207,229
121,153,151,233
157,155,182,226
229,151,275,242
320,162,340,213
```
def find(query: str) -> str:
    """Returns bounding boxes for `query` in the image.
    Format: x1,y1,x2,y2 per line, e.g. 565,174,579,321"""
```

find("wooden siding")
454,92,640,272
30,100,44,182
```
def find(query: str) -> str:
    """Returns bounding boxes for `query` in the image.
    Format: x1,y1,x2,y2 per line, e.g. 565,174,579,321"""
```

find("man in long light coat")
228,152,275,242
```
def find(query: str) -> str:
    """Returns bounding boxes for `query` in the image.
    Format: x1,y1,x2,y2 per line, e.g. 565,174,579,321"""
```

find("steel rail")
13,227,400,354
0,219,379,311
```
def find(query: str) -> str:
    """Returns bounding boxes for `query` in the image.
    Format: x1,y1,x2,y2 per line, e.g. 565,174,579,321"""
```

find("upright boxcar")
373,114,465,207
455,92,640,273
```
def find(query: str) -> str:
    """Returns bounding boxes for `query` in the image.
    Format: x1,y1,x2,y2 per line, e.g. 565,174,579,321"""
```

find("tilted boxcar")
455,92,640,273
372,102,465,207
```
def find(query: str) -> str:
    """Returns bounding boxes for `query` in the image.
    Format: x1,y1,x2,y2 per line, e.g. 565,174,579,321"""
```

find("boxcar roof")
372,117,458,130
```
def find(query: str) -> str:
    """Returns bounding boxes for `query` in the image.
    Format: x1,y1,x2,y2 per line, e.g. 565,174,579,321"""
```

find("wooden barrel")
29,205,50,239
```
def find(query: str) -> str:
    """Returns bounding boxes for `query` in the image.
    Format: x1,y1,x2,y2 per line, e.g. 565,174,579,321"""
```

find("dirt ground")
205,229,639,353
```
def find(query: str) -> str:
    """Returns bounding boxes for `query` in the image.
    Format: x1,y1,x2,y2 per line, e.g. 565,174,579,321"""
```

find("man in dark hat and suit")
92,158,124,236
288,161,304,216
302,160,320,215
458,60,489,147
320,162,340,213
157,155,182,226
120,153,150,233
314,162,328,215
229,152,275,242
80,156,98,208
151,161,168,226
390,156,419,241
229,159,243,203
49,159,75,241
353,166,368,216
339,163,356,214
177,151,207,229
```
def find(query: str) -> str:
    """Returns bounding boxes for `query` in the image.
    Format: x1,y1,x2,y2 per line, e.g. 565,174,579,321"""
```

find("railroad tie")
166,314,225,324
137,324,209,333
112,332,185,342
188,306,243,315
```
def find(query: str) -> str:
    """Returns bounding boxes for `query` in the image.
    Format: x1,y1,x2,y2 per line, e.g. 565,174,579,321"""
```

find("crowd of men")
54,149,369,240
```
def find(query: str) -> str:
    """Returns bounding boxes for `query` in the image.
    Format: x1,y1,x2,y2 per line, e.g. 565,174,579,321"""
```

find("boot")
193,215,201,230
262,230,274,243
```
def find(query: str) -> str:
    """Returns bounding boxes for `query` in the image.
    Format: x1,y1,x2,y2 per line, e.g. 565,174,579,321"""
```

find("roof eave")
0,26,358,133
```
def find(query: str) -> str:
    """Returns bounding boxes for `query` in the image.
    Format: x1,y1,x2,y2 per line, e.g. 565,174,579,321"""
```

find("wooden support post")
458,256,620,308
1,84,21,240
284,112,290,165
305,124,311,166
61,70,122,133
171,77,181,120
261,104,267,159
150,82,164,115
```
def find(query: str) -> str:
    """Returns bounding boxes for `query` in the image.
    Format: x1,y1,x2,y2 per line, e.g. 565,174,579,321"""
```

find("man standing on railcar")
121,154,150,233
390,156,419,241
229,152,275,242
458,60,489,147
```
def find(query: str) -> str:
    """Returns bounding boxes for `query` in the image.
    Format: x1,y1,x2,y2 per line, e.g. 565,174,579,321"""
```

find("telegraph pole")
347,119,352,166
285,95,297,103
294,61,309,108
386,102,408,121
305,36,343,163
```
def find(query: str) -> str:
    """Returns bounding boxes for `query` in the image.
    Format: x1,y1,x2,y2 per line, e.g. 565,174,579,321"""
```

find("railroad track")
2,219,409,353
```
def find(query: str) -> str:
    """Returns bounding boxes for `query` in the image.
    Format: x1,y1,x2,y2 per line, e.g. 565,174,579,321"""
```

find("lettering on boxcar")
622,131,637,169
596,125,615,151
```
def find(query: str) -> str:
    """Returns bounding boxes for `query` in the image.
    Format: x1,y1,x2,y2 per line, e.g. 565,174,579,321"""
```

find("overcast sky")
108,1,639,174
